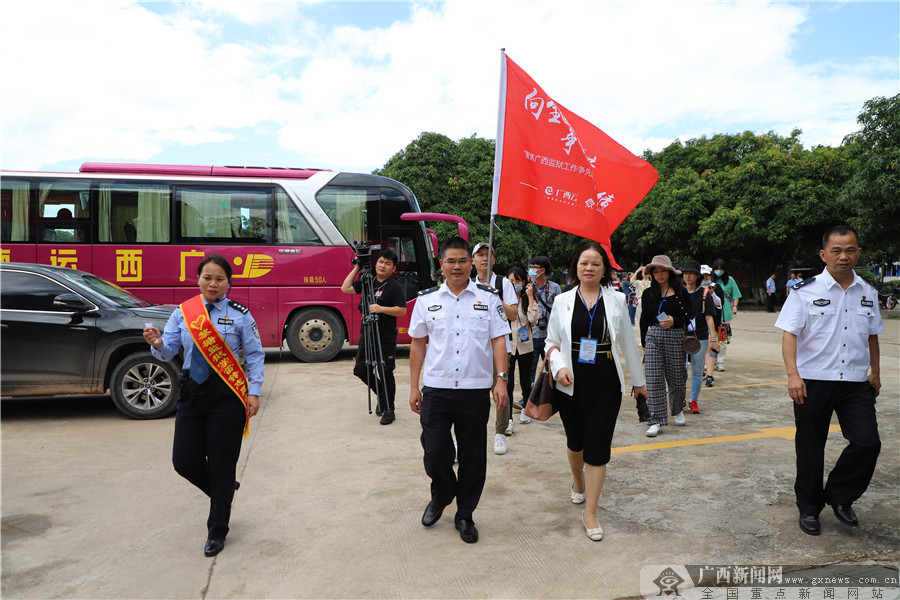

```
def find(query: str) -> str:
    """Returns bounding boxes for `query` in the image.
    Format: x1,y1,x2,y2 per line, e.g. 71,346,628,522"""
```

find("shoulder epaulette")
476,283,499,295
792,277,815,290
228,300,249,314
418,285,440,297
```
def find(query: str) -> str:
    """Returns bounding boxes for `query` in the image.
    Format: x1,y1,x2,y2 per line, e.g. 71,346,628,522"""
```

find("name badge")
218,318,234,325
473,303,488,311
518,325,529,342
578,337,597,364
813,299,830,307
657,311,669,322
428,305,442,312
861,298,874,307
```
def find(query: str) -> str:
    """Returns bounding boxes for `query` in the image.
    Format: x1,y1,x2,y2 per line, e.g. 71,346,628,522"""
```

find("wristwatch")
497,372,509,382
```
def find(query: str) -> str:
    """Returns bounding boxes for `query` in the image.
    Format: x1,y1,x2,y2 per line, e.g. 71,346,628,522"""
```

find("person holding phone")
639,255,695,437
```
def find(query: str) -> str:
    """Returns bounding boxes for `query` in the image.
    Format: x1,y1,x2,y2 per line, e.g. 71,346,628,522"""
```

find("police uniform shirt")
409,279,511,389
152,297,266,395
775,269,884,382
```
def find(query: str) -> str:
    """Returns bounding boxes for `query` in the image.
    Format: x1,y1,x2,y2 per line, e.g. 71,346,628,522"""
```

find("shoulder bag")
524,347,559,421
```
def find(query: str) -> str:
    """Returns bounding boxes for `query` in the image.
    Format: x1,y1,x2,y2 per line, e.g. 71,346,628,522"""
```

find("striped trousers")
644,325,687,426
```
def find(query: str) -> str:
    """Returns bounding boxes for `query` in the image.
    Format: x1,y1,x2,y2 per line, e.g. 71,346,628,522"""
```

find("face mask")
527,268,538,279
714,270,724,277
513,284,523,293
701,280,710,286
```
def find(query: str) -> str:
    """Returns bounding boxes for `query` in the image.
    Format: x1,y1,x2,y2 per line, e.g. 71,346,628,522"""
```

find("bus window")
177,187,271,243
98,182,171,243
314,186,377,244
1,179,31,242
38,180,90,243
381,233,422,301
275,189,322,245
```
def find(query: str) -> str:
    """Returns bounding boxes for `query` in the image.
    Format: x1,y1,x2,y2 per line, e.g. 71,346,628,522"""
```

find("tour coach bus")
0,162,460,362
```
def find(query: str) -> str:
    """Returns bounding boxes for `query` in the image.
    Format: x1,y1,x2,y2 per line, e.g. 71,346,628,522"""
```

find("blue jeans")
530,336,546,384
628,304,637,326
687,339,709,403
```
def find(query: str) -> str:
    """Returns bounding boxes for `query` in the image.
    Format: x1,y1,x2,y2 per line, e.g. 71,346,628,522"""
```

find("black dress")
557,295,622,466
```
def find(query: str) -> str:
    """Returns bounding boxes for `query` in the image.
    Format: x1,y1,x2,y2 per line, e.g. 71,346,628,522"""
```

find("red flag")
491,53,658,268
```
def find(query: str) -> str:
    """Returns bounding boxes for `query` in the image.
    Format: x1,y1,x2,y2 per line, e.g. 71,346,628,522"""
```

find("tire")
109,351,180,419
887,296,896,311
286,308,346,362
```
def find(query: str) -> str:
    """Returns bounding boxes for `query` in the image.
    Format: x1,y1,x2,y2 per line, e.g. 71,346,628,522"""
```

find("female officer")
143,254,264,557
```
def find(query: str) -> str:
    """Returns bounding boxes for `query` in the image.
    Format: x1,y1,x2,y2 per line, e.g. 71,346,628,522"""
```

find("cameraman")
341,248,407,424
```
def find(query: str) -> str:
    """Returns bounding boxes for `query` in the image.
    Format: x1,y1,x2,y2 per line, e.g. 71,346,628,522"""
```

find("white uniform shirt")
775,269,884,382
474,273,517,353
409,279,511,389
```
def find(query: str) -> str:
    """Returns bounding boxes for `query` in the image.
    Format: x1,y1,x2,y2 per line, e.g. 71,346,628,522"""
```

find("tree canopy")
373,95,899,285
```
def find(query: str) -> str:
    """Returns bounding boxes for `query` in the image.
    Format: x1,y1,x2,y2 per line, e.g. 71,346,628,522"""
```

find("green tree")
839,94,900,273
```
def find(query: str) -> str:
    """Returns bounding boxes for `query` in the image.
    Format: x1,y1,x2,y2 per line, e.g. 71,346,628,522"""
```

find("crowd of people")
144,225,882,555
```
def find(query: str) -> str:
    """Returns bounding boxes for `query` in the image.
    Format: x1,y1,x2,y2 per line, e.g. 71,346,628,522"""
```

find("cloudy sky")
2,1,897,174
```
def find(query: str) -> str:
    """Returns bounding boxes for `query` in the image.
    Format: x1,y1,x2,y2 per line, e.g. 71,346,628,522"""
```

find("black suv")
1,263,181,419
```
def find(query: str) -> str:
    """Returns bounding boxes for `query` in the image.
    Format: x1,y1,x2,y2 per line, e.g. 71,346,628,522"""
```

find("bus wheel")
286,308,345,362
110,351,179,419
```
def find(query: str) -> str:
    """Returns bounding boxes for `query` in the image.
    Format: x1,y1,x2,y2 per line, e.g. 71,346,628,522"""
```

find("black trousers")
766,293,776,312
172,375,246,539
507,351,534,404
793,379,881,516
353,339,396,411
419,386,491,521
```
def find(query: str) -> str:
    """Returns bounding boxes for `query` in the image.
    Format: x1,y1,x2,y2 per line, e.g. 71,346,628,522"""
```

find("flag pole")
488,48,507,280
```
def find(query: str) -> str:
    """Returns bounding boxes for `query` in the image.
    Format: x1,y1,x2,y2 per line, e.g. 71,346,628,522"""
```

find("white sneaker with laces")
493,433,508,455
674,412,686,426
519,412,532,424
505,419,515,435
646,424,661,437
715,362,725,372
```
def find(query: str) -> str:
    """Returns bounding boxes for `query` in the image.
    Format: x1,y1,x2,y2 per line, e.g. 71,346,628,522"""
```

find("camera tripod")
354,251,389,416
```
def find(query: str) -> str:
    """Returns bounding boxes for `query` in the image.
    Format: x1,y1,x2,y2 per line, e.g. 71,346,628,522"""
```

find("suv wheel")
110,351,179,419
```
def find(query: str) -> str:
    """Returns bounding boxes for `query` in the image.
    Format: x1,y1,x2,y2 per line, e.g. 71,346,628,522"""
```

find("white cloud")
1,0,896,172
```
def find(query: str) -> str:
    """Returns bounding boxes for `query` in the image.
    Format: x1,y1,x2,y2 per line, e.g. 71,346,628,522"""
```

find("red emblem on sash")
180,295,250,438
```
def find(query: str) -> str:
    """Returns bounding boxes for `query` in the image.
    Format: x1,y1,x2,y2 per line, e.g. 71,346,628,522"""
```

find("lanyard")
577,287,601,338
657,286,669,314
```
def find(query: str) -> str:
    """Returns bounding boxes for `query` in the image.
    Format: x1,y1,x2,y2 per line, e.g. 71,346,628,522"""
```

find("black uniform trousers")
419,386,491,521
353,337,397,412
793,379,881,516
172,374,246,539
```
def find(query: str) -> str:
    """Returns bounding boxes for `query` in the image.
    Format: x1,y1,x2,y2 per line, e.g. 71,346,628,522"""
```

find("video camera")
350,240,380,266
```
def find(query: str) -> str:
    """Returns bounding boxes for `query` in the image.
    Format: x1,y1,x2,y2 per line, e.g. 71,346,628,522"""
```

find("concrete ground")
2,310,898,599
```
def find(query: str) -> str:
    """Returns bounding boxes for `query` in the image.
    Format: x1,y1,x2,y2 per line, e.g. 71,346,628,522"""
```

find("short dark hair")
528,256,551,271
198,254,232,281
440,236,471,258
822,224,860,249
567,242,613,286
378,248,399,266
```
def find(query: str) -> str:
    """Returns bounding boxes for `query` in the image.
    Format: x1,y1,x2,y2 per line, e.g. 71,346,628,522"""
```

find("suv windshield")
58,271,151,308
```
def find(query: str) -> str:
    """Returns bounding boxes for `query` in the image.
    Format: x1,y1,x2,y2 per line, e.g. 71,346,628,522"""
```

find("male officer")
341,248,407,424
766,272,777,312
409,236,510,543
775,225,883,536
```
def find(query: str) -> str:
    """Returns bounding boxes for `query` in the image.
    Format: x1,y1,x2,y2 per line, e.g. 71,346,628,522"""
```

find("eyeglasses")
442,258,471,266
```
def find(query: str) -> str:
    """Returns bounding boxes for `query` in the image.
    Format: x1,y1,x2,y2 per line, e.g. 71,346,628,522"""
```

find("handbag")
682,326,701,354
524,349,559,421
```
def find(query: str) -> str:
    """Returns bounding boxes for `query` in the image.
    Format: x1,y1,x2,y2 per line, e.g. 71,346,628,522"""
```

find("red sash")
180,295,250,438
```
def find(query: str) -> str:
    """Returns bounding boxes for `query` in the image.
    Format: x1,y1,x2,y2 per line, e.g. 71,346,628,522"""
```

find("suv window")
0,271,83,312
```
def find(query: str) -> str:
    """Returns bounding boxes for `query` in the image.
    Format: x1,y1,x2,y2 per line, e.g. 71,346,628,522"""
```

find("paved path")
2,310,898,599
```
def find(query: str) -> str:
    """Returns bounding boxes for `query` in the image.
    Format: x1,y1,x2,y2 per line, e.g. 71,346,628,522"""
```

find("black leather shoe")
831,503,859,527
380,410,395,425
455,517,478,543
204,538,225,557
375,403,383,416
421,501,446,527
799,514,821,536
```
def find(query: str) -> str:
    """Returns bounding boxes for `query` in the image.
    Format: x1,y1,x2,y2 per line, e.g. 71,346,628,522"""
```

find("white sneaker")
674,412,686,426
493,433,508,455
645,424,660,437
505,419,515,435
715,363,725,372
519,412,532,424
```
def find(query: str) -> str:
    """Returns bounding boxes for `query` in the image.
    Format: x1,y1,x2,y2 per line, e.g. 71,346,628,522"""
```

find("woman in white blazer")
546,242,647,541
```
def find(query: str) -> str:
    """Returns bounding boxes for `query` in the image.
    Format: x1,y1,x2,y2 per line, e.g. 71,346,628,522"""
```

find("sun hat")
643,255,681,276
681,260,702,275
